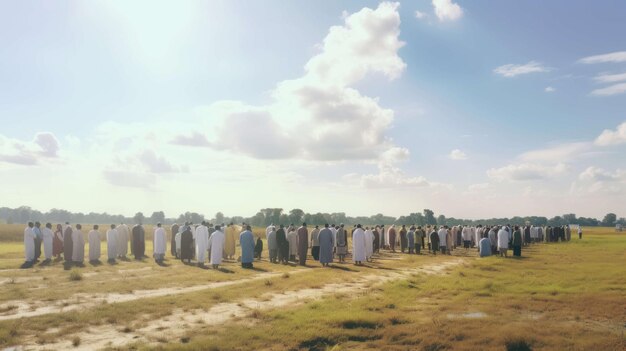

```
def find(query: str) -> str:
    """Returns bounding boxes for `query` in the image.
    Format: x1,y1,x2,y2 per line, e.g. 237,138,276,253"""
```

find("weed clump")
69,270,83,281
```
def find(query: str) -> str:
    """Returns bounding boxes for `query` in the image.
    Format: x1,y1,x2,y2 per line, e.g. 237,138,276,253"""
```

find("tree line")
0,206,623,228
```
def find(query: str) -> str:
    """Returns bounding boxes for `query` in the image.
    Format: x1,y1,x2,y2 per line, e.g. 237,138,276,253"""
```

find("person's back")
479,237,491,257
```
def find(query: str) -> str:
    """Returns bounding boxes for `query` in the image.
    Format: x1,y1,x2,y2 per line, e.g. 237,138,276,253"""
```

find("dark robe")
372,230,380,253
388,227,397,251
180,228,194,261
297,227,308,266
399,228,407,252
455,229,462,246
132,225,145,259
63,227,73,262
254,237,263,259
524,226,531,245
512,230,522,257
276,228,289,263
53,228,64,256
170,224,179,256
429,231,439,254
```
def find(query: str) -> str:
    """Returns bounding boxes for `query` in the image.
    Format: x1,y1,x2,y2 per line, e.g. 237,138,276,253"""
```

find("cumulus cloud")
572,166,626,195
595,121,626,146
0,132,60,165
414,10,427,19
590,82,626,96
345,163,447,189
544,86,555,93
197,2,407,163
170,132,211,147
448,149,467,160
138,150,180,173
487,163,567,182
578,51,626,64
432,0,463,21
493,61,550,78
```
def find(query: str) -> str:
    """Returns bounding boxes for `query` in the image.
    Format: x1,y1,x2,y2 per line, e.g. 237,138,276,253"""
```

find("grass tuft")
69,270,83,281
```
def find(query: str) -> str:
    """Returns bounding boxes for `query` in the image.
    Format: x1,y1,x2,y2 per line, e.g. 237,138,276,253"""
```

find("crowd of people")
21,220,581,269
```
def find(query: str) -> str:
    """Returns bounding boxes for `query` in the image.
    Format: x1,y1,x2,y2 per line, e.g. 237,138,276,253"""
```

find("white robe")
364,230,374,259
175,231,182,255
195,225,209,263
24,227,35,262
116,224,129,256
287,231,298,257
154,227,166,255
331,227,338,248
497,229,509,249
72,229,85,262
352,228,366,262
88,230,101,261
461,227,472,241
208,230,225,265
42,227,54,260
106,229,117,260
438,229,448,247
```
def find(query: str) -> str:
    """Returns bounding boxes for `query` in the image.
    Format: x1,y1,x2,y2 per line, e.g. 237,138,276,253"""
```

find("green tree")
602,213,617,227
133,212,145,224
423,209,436,225
150,211,165,224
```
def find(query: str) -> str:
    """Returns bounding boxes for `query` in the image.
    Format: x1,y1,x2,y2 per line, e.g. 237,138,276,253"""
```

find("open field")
0,226,624,350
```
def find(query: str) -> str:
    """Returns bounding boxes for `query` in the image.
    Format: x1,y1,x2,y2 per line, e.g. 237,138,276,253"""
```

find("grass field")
0,225,624,350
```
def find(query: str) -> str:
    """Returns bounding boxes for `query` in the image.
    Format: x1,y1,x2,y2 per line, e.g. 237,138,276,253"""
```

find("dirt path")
0,269,307,321
21,259,464,351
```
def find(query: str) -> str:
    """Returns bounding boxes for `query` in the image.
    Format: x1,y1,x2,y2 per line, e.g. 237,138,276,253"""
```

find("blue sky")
1,1,625,219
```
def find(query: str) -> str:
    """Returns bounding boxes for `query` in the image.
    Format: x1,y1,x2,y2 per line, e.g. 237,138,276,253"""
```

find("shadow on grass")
329,265,358,272
156,261,170,267
89,260,102,267
251,267,269,272
63,262,73,270
217,267,235,274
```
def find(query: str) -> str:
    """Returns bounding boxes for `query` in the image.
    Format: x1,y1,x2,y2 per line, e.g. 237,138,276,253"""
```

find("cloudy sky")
1,1,625,219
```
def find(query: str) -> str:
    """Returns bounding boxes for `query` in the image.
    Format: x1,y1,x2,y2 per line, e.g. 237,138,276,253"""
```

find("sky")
1,0,625,220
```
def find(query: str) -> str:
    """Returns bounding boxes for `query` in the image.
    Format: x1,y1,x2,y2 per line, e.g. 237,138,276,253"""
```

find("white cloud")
578,51,626,64
346,163,447,189
0,132,60,166
138,150,181,174
195,2,408,163
590,82,626,96
572,167,626,195
593,72,626,84
595,121,626,146
520,142,592,162
170,132,211,147
414,10,427,19
432,0,463,21
467,183,489,192
448,149,467,160
487,162,567,182
579,166,625,182
544,86,555,92
493,61,550,78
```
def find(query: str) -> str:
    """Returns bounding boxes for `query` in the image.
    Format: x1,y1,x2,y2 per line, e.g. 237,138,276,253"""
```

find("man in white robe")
208,225,225,269
287,227,298,262
72,224,85,265
438,226,448,254
23,222,35,267
331,225,338,254
497,226,510,257
106,224,118,263
42,223,54,263
88,225,101,263
461,226,472,250
364,227,374,262
116,223,130,259
175,224,184,258
352,224,366,266
195,222,209,266
153,223,167,264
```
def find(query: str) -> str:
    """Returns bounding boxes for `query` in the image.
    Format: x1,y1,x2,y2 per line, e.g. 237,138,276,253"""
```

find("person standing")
335,224,348,263
497,226,510,258
373,226,380,253
53,224,64,260
318,224,334,267
578,226,583,240
224,223,237,260
33,222,43,262
429,227,439,255
72,224,85,265
132,223,145,260
208,225,225,269
106,224,118,264
296,223,308,266
512,226,522,257
407,226,415,254
240,225,255,269
42,223,54,263
276,225,289,264
310,225,320,261
388,225,397,252
195,222,209,267
364,227,374,262
88,225,101,263
23,222,35,267
267,226,278,263
180,225,194,264
117,223,130,259
438,226,448,255
352,224,366,266
287,226,298,262
254,235,263,260
63,223,73,263
153,223,166,264
479,237,492,257
170,223,179,257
